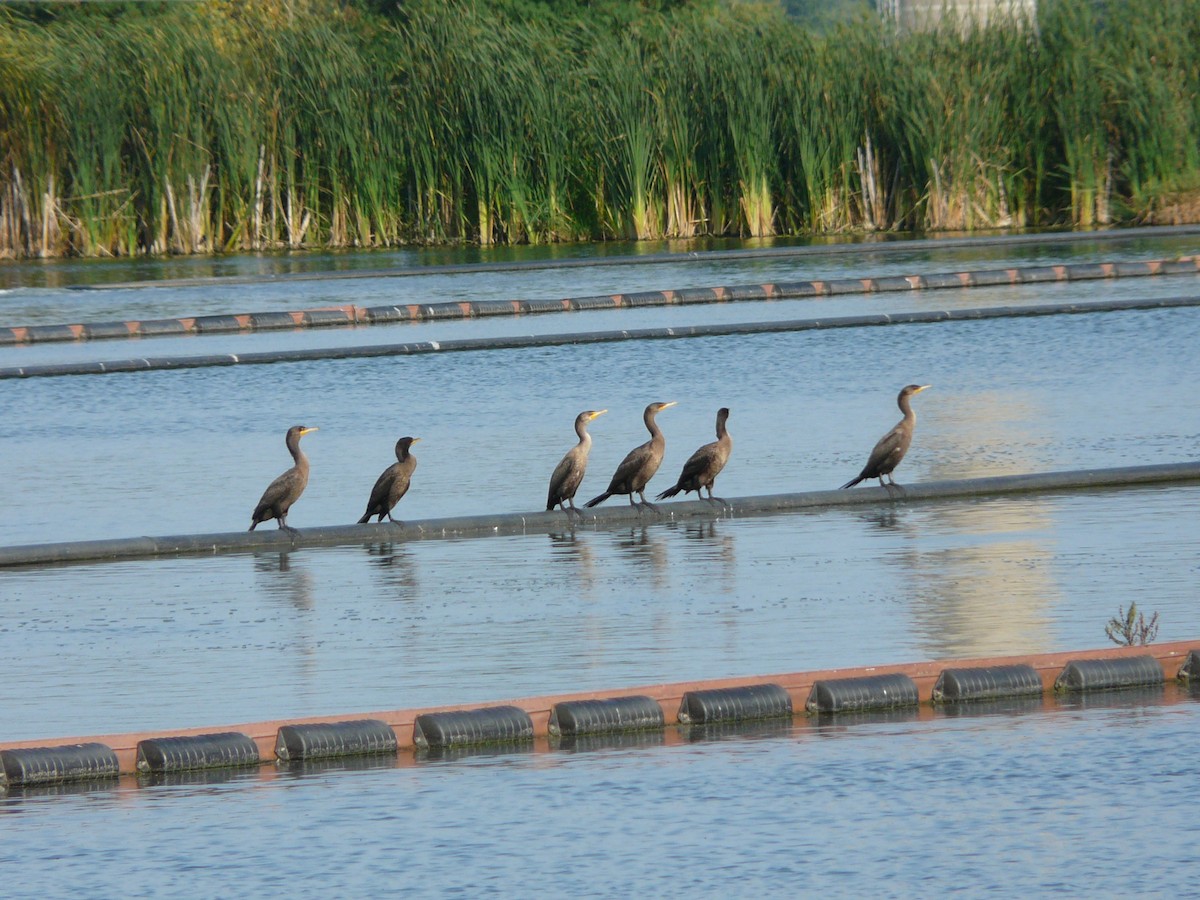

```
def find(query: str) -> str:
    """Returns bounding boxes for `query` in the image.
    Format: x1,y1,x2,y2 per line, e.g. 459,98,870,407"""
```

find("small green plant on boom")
1104,603,1160,647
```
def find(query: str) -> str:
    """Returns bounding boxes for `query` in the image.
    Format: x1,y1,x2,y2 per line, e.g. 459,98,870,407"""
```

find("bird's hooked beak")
660,401,677,410
914,385,931,394
300,426,319,436
589,409,608,420
410,437,422,443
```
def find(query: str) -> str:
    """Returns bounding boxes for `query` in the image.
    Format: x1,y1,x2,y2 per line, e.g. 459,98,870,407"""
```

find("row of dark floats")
4,650,1197,793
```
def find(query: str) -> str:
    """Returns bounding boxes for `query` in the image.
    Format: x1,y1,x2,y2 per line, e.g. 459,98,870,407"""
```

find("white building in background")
878,0,1037,29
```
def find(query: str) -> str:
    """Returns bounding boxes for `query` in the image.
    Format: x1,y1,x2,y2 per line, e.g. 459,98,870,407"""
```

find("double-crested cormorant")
585,401,676,511
547,409,606,519
358,436,420,524
249,425,318,532
840,384,930,493
657,407,732,504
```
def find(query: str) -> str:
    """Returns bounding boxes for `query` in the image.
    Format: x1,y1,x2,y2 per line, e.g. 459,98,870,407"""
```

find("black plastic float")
135,732,261,773
1176,650,1200,681
806,673,920,714
1054,656,1165,692
412,706,535,750
274,720,398,762
548,696,665,736
931,665,1045,702
677,684,792,724
0,742,120,786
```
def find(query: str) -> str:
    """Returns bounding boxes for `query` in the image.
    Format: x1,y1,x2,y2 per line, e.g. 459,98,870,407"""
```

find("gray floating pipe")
1054,656,1164,693
412,706,534,749
136,732,261,773
0,742,119,786
932,665,1045,702
549,696,664,736
677,683,792,724
3,460,1196,570
806,673,919,714
6,293,1200,380
274,719,398,761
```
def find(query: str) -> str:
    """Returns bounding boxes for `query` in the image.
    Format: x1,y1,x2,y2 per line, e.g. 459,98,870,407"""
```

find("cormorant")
547,410,606,519
358,436,420,524
657,407,732,504
585,401,675,511
840,384,930,494
249,425,318,532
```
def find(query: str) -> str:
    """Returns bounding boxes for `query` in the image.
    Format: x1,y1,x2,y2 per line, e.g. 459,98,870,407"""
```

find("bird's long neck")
716,414,729,441
575,418,592,451
645,409,664,443
898,393,916,425
288,436,309,473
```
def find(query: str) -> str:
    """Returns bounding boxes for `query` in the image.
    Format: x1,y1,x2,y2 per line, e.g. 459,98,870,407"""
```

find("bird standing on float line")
657,407,732,504
585,401,676,511
547,410,607,519
840,384,931,494
249,425,318,532
358,436,420,524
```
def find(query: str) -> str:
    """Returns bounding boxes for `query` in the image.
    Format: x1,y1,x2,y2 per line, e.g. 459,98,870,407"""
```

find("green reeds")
0,0,1198,259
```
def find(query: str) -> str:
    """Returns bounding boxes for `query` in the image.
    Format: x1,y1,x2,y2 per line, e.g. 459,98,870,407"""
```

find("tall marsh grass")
1,0,1198,258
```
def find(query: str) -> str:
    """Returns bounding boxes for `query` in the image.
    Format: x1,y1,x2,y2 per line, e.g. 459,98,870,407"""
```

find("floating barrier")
806,673,920,713
548,696,665,736
1176,650,1200,681
4,293,1200,379
931,665,1045,702
0,742,119,787
0,460,1196,569
677,684,793,724
2,643,1196,783
412,706,535,750
275,720,398,762
135,732,260,773
9,235,1198,347
1053,656,1165,693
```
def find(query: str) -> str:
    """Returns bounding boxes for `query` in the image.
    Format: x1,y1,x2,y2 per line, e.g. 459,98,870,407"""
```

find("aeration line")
1,461,1196,568
2,293,1198,380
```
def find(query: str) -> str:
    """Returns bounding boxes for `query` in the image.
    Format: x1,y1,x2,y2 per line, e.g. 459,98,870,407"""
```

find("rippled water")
0,303,1198,545
2,487,1197,739
2,233,1199,895
3,693,1200,897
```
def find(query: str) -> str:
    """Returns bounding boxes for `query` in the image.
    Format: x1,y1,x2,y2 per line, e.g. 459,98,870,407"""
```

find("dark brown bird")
249,425,319,532
585,401,676,511
358,436,420,524
547,410,606,519
841,384,930,494
657,407,732,504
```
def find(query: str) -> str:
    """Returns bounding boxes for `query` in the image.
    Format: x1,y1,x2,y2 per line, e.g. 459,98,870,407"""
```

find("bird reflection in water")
547,530,596,598
616,527,669,591
859,507,902,531
253,551,315,612
681,519,738,592
364,542,420,602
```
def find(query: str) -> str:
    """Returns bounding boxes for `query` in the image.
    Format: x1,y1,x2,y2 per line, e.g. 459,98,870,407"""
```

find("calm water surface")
2,695,1199,897
1,234,1199,895
1,305,1198,545
2,487,1197,739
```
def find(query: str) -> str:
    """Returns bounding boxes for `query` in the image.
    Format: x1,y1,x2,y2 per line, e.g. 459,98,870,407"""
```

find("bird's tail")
655,485,681,500
584,492,610,508
357,511,371,524
840,476,863,490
